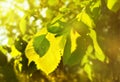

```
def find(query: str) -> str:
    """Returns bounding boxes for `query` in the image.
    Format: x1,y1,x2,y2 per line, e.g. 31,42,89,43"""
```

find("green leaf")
33,34,50,57
63,28,82,66
14,37,27,52
67,51,82,66
63,35,71,65
67,36,91,66
47,22,62,34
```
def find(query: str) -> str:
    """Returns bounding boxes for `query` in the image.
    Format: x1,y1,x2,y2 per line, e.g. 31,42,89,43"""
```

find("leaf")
63,35,71,65
47,22,62,34
19,16,27,35
10,45,21,58
107,0,120,12
48,0,59,6
76,11,95,28
72,20,90,36
90,0,101,20
14,37,27,52
89,29,105,62
63,28,81,66
51,14,63,24
25,27,64,74
107,0,116,9
81,45,94,66
84,64,92,80
67,35,91,66
59,6,70,13
33,34,50,57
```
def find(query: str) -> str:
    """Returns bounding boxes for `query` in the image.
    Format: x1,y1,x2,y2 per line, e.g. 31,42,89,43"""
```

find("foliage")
0,0,120,82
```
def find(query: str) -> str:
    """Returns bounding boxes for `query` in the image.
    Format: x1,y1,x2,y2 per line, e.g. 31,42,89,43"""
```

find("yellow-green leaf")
25,27,64,74
89,29,105,62
81,45,93,66
84,64,92,80
70,28,81,53
107,0,117,9
51,14,63,24
76,11,95,28
48,0,59,6
19,16,27,35
10,45,21,58
107,0,120,12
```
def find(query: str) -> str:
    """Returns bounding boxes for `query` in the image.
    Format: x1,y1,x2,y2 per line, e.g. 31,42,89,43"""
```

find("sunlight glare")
12,29,20,37
35,0,41,7
40,7,48,18
7,53,12,62
0,0,15,17
23,0,29,10
0,27,8,45
29,16,35,24
36,19,42,31
17,10,24,17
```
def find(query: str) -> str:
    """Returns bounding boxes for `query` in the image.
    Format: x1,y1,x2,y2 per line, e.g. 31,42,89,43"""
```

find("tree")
0,0,120,82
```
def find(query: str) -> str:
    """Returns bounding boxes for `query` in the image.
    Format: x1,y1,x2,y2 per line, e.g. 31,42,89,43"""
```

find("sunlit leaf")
84,64,92,80
10,45,21,58
76,11,95,28
51,14,63,24
107,0,120,12
81,45,94,66
48,0,59,6
59,6,70,13
89,29,105,62
70,28,81,53
107,0,117,9
46,8,54,19
80,0,91,7
33,34,50,57
25,27,64,74
90,0,101,20
19,16,27,35
90,0,100,12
